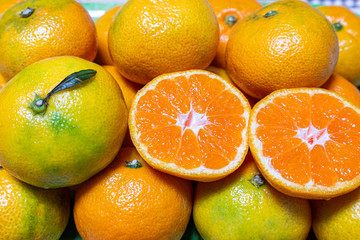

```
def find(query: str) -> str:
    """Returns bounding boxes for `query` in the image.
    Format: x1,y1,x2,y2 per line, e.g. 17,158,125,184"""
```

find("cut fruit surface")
249,88,360,199
129,70,251,181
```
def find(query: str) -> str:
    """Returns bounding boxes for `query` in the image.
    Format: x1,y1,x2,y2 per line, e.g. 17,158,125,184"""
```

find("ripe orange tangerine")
129,70,251,182
249,88,360,199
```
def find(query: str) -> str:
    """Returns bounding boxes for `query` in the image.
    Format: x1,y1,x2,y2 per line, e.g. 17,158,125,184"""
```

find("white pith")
295,122,331,151
176,105,212,136
130,70,251,178
250,88,360,196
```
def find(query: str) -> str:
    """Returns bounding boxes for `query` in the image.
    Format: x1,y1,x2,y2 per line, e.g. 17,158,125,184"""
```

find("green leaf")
28,69,96,116
43,69,97,102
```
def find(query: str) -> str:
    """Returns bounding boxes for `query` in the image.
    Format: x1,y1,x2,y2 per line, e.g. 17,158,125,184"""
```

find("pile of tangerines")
0,0,360,239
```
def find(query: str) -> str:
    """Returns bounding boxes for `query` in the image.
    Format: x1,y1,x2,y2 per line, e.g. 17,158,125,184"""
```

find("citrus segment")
206,65,259,107
249,88,360,199
129,70,250,181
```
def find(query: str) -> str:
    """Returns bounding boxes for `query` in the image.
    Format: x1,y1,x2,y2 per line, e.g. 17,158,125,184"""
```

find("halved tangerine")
249,88,360,199
129,70,251,181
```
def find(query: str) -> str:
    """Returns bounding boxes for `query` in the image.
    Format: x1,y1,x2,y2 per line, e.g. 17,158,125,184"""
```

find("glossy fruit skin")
74,147,193,240
311,187,360,239
207,0,262,68
318,6,360,86
94,6,122,65
0,168,70,239
0,0,23,15
206,65,258,107
0,0,97,81
193,153,311,240
102,65,142,110
0,73,6,88
108,0,219,85
102,65,142,147
226,0,339,99
322,73,360,107
0,56,128,188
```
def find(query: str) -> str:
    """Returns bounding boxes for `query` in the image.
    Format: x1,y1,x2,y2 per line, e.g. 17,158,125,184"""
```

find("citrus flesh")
249,88,360,199
129,70,250,182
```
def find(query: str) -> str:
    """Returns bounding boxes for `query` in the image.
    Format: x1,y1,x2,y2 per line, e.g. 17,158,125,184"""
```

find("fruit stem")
333,22,343,31
28,69,97,116
125,159,142,169
263,10,279,18
249,174,265,188
224,15,238,27
20,7,35,18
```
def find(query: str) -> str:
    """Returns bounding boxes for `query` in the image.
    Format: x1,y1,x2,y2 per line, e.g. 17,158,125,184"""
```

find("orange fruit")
108,0,219,85
226,0,339,99
0,56,128,188
206,65,258,107
0,0,23,15
103,65,142,147
129,70,251,182
102,65,142,110
318,6,360,86
249,88,360,199
311,187,360,239
74,147,193,240
0,73,6,88
0,167,70,239
94,5,122,65
207,0,262,69
193,153,311,240
322,73,360,107
0,0,97,81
